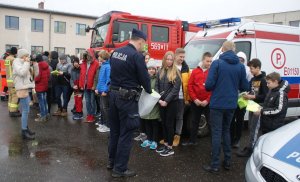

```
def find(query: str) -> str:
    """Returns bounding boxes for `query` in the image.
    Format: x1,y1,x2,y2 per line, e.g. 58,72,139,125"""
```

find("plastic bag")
138,89,161,117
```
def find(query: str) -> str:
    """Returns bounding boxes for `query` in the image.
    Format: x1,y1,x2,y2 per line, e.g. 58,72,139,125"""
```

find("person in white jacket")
12,49,35,140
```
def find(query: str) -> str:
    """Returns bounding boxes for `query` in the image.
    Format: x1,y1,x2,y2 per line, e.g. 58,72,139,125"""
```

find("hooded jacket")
179,61,191,102
49,51,59,70
96,60,110,93
188,66,211,102
12,58,35,90
249,72,268,104
261,80,290,132
205,50,249,109
79,58,99,90
35,61,50,92
56,59,72,86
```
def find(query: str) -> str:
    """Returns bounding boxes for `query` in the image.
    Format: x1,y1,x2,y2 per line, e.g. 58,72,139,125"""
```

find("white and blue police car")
245,119,300,182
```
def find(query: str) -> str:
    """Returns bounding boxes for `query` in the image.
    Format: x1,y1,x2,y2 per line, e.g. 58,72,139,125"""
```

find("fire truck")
86,11,201,60
184,18,300,136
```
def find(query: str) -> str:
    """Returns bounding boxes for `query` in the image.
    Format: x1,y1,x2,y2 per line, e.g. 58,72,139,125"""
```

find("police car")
245,119,300,182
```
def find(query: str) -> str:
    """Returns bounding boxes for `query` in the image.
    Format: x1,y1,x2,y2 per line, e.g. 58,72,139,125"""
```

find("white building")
0,2,98,56
244,10,300,27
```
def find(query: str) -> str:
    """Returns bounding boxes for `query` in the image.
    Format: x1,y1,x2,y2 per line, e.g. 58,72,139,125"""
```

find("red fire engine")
86,11,201,60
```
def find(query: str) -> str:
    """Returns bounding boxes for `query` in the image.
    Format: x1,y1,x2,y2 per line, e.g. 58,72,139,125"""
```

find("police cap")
132,28,147,41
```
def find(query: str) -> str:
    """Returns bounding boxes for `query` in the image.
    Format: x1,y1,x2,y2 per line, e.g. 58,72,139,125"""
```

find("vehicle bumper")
245,155,264,182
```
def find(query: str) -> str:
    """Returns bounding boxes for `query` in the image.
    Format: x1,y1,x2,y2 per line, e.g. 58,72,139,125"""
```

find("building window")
151,26,169,43
31,46,43,55
32,19,44,32
75,48,86,55
5,16,19,30
272,22,283,25
54,47,65,54
76,23,86,35
54,21,66,33
5,44,19,50
289,20,300,27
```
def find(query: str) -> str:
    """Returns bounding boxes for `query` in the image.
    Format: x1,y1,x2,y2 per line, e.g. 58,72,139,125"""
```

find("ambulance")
184,18,300,136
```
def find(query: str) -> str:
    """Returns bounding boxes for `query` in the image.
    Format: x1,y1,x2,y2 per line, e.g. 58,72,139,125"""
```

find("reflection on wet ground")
0,101,298,181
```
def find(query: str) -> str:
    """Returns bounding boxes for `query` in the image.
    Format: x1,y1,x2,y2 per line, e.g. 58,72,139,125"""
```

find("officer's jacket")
110,43,151,93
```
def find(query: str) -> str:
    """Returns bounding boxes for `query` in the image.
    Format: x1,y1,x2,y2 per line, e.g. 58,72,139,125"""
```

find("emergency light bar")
196,17,241,28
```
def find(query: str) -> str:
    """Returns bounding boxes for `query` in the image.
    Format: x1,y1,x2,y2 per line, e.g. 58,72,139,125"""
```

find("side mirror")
113,21,119,34
86,26,91,33
182,21,189,31
112,34,119,42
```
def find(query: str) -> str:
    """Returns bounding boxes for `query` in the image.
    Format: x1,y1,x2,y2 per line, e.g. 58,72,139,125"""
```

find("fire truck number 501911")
150,43,169,51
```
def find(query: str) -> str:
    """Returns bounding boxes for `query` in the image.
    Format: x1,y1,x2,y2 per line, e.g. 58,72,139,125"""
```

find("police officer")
108,28,151,178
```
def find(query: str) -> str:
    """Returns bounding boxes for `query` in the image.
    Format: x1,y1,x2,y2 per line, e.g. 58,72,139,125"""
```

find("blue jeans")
19,96,30,130
55,85,69,109
84,90,96,115
210,108,235,168
37,92,48,118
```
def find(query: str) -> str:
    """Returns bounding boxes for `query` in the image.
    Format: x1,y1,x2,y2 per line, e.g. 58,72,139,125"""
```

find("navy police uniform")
108,29,151,174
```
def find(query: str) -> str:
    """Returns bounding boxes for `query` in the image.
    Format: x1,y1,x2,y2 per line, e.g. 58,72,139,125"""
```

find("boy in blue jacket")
95,50,111,132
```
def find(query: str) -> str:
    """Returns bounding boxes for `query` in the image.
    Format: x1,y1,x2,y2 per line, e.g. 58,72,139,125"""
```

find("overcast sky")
0,0,299,22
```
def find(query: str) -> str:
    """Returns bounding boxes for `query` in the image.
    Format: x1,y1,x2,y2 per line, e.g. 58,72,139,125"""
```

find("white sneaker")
99,125,110,133
96,124,104,130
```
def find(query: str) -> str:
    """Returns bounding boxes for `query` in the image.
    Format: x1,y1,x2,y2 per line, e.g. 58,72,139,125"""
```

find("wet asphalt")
0,99,297,182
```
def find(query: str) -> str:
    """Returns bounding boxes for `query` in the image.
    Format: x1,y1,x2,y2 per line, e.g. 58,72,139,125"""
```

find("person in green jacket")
140,60,160,150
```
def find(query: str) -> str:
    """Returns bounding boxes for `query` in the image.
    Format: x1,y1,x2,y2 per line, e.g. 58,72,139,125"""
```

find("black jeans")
230,107,246,144
46,87,52,114
190,102,210,143
160,100,178,146
100,95,110,126
144,119,159,142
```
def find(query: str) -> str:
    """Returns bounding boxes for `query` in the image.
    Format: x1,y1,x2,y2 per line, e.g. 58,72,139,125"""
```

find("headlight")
252,135,267,167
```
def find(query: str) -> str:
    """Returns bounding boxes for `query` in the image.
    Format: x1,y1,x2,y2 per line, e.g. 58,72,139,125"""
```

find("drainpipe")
49,12,52,51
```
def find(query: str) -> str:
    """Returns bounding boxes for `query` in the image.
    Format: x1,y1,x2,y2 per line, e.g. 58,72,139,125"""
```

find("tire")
184,108,210,138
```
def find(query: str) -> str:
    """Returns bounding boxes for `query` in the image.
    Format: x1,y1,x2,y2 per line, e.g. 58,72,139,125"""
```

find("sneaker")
35,116,46,122
134,133,147,141
73,113,83,120
156,145,167,153
140,140,151,148
36,113,41,117
98,125,110,133
160,147,174,157
84,115,94,123
95,112,101,118
96,124,104,130
149,141,158,150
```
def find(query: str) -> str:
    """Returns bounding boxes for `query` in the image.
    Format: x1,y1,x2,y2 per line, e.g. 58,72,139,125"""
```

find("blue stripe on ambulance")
274,132,300,169
281,77,300,84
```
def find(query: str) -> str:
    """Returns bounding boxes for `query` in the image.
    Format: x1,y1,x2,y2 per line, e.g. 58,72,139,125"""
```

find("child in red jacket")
71,57,83,120
183,52,212,145
79,50,99,122
34,54,50,122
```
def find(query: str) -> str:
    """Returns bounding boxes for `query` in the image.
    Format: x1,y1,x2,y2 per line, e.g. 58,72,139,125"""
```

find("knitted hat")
59,53,67,61
36,54,43,62
42,55,49,61
10,47,17,55
147,60,157,69
17,49,29,58
132,28,147,41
